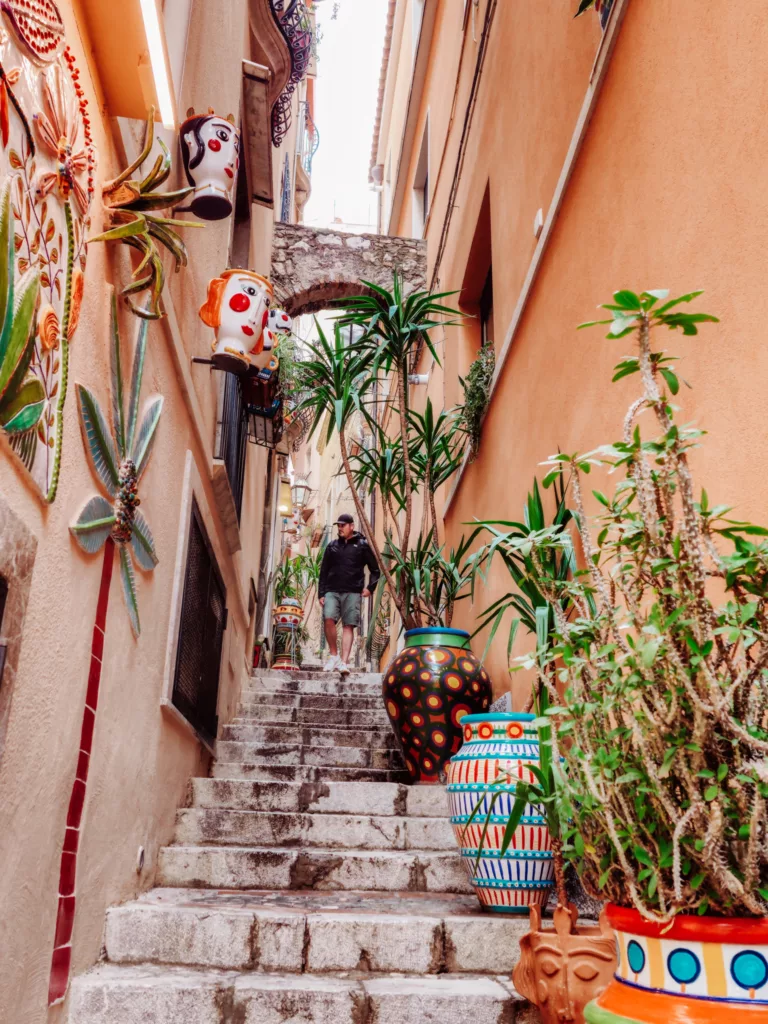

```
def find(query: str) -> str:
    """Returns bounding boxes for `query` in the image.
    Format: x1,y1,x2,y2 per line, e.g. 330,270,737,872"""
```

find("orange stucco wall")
379,0,768,702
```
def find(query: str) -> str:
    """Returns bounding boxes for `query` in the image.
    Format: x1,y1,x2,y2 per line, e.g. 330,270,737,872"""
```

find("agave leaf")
103,108,156,190
76,383,120,496
126,319,149,453
0,178,12,343
88,214,148,244
119,543,140,637
126,186,194,211
139,135,172,193
131,395,163,479
109,291,126,459
130,509,158,570
70,495,115,554
0,377,45,433
0,268,40,405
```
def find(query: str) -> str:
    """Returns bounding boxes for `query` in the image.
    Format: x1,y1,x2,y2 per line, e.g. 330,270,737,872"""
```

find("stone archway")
271,222,426,317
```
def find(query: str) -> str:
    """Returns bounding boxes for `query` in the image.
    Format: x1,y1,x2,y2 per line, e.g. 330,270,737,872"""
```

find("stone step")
254,670,382,685
104,888,528,975
191,779,448,818
220,723,396,748
157,845,473,894
215,742,403,770
245,679,382,697
174,808,455,851
210,763,410,783
70,964,533,1024
235,706,391,727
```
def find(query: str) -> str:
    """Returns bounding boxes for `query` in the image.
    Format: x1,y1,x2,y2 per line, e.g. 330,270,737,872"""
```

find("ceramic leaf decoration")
0,12,95,502
90,110,202,320
0,178,44,435
70,289,162,636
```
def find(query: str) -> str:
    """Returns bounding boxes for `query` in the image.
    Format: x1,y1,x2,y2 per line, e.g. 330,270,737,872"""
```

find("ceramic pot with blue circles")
446,712,554,913
382,627,492,784
586,905,768,1023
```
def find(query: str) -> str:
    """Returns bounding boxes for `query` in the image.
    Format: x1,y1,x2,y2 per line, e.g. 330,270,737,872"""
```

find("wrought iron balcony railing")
270,0,313,147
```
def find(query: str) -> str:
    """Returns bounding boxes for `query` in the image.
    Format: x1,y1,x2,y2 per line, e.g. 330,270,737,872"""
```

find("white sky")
304,0,389,230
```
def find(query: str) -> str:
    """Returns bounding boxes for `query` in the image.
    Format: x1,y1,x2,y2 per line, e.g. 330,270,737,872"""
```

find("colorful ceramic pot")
273,598,303,629
446,713,554,913
382,627,492,784
585,905,768,1023
180,110,240,220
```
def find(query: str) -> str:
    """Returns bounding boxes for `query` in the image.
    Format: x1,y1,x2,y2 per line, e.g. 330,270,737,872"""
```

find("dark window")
216,373,248,523
172,499,227,743
480,267,494,349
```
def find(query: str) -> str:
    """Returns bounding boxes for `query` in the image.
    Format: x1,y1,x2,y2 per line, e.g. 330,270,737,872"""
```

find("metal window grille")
216,373,248,523
172,499,227,743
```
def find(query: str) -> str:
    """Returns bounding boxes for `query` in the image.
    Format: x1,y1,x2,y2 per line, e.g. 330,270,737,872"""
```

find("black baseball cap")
335,513,354,525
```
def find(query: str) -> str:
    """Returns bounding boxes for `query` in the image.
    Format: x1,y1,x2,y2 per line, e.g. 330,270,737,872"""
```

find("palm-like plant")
408,399,464,537
70,290,162,636
90,110,202,319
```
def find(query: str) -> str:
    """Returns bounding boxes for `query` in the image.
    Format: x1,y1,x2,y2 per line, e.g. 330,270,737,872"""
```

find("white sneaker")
338,662,350,676
324,655,340,672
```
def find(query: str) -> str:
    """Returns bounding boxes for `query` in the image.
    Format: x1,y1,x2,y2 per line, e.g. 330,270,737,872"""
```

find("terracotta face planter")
199,269,290,374
514,903,616,1024
447,712,554,912
585,905,768,1023
382,627,492,784
180,110,240,220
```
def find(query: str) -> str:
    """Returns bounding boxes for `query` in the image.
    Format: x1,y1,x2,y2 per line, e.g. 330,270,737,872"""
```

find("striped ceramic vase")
446,712,554,913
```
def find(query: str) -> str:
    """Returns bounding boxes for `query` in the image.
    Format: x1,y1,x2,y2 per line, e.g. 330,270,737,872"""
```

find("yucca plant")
408,399,464,538
70,290,162,636
90,110,202,319
0,179,43,440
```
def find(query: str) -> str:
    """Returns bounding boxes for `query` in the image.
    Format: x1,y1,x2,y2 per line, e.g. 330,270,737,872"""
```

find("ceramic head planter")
200,268,278,374
180,107,239,220
267,307,293,338
513,903,616,1024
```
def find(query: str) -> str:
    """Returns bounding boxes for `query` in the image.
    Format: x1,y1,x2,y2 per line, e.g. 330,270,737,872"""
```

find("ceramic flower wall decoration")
0,2,96,502
90,110,202,320
70,289,161,636
179,106,240,220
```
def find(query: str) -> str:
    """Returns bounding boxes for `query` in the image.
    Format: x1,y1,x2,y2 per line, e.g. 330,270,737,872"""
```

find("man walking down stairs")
69,668,539,1022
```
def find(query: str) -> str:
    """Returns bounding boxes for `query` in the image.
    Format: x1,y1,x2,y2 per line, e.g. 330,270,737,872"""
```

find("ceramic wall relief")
180,108,240,220
199,268,291,374
0,5,95,501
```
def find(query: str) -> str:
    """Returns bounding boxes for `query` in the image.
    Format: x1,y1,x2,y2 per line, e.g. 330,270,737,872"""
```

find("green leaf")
704,786,718,801
130,509,159,570
109,291,126,459
70,495,115,554
658,367,679,395
0,377,44,433
76,383,120,496
119,543,140,637
613,290,642,311
131,395,163,479
126,319,149,454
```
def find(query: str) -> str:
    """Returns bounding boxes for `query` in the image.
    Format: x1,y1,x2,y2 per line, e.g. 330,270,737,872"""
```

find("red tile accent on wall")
48,538,115,1007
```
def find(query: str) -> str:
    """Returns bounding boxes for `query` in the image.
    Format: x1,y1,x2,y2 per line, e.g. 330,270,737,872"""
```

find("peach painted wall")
0,0,287,1019
379,0,768,702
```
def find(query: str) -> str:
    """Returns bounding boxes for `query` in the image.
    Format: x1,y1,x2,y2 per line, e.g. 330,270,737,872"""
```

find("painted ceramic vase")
199,269,289,375
585,905,768,1023
180,110,240,220
446,712,554,913
273,598,303,629
382,627,492,784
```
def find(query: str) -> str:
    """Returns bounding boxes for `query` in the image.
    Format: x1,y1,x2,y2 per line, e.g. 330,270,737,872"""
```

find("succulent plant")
0,177,44,439
90,109,202,320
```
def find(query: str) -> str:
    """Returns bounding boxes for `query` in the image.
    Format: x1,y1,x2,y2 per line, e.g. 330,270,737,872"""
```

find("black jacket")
318,532,381,598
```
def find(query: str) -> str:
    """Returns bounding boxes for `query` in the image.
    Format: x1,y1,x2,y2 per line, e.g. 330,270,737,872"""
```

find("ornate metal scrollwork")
270,0,313,147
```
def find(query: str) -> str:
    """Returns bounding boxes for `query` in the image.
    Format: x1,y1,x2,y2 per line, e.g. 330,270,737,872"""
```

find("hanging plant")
90,110,202,320
459,344,494,461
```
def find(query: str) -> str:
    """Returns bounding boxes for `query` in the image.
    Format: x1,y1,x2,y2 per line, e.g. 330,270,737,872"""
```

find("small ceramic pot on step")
586,905,768,1023
446,713,554,912
273,599,303,629
514,903,616,1024
382,627,492,784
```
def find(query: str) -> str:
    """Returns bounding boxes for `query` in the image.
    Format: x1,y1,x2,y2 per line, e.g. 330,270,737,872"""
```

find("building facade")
372,0,768,700
0,0,318,1017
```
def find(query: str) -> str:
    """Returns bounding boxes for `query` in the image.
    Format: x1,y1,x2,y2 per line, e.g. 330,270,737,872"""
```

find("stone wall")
271,223,427,316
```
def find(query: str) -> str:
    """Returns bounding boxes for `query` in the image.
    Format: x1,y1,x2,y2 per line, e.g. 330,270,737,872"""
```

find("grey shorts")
323,592,362,627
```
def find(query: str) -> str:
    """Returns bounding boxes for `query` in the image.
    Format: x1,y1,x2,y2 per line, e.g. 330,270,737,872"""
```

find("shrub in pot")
522,289,768,1023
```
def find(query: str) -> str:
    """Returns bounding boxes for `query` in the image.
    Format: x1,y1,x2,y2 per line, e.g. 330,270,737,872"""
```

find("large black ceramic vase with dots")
382,627,492,784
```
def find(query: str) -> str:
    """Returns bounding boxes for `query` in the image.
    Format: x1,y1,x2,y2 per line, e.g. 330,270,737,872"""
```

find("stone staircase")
70,670,538,1023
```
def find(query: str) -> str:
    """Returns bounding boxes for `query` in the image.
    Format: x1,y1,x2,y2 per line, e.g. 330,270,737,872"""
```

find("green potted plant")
522,289,768,1024
297,277,493,781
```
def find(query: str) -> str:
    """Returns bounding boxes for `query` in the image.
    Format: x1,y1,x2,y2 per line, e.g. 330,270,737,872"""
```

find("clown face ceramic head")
267,308,292,337
181,110,239,220
199,269,273,374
